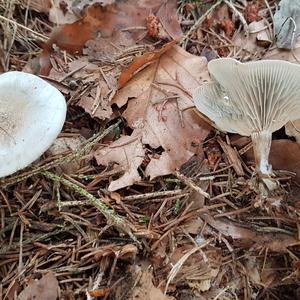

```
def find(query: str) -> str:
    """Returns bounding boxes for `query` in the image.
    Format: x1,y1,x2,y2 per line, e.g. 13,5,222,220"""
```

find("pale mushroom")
0,71,66,177
193,58,300,176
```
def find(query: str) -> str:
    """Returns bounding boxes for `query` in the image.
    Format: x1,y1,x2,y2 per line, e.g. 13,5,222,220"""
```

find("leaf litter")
1,0,300,299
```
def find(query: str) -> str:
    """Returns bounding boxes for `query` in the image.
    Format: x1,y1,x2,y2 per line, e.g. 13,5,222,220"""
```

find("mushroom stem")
251,130,272,175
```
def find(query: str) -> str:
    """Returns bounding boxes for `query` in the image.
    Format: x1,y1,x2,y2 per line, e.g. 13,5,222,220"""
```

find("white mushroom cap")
0,71,66,177
193,58,300,174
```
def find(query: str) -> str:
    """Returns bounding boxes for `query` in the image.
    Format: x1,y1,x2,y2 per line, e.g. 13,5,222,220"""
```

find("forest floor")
0,0,300,299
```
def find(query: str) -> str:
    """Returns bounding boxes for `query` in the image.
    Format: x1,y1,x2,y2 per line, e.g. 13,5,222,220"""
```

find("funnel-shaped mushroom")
193,58,300,175
0,71,66,177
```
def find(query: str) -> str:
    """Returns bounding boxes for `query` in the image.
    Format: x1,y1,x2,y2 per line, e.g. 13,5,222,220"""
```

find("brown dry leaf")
244,257,277,288
268,140,300,184
48,56,98,83
110,45,211,183
48,56,117,119
168,244,220,294
44,5,104,54
118,40,176,88
84,30,136,61
45,1,164,53
264,36,300,62
18,272,59,300
46,136,86,174
156,0,183,41
40,0,164,75
187,268,219,292
233,20,270,59
203,215,300,252
77,82,114,120
88,288,111,298
130,270,175,300
145,151,176,180
95,135,145,191
49,0,115,24
245,257,262,286
40,5,104,75
285,120,300,143
243,139,300,184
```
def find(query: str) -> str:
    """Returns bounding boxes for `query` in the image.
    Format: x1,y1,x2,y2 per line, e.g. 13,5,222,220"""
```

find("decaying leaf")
84,30,136,61
267,140,300,184
244,257,277,288
49,0,115,24
95,135,145,191
44,0,165,54
118,40,176,88
167,243,220,295
18,272,59,300
40,0,179,75
48,56,98,83
155,0,183,41
264,36,300,62
285,119,300,143
130,270,175,300
77,87,114,120
48,56,117,119
88,288,111,298
98,46,211,188
233,20,271,59
40,5,105,75
44,5,104,55
46,136,87,174
203,214,300,252
245,257,262,286
241,139,300,184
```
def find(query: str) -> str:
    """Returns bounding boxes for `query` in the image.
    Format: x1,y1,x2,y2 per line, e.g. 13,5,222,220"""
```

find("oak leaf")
118,40,176,88
95,46,211,189
95,135,145,191
48,57,117,120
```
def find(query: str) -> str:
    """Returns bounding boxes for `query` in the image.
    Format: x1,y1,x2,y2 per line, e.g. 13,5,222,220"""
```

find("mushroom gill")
193,58,300,175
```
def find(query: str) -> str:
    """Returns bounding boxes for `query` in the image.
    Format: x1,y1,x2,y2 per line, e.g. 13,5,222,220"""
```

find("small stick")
174,171,210,198
180,0,223,47
42,171,140,245
0,15,48,41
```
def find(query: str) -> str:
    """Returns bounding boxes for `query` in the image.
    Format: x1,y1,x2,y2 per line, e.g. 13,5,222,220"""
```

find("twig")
164,238,214,294
42,171,140,245
0,15,48,41
122,189,186,202
0,226,72,255
174,171,210,198
180,0,223,47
